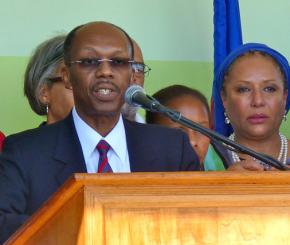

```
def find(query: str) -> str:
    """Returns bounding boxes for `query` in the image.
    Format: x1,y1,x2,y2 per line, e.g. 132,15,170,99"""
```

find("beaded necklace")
229,133,288,166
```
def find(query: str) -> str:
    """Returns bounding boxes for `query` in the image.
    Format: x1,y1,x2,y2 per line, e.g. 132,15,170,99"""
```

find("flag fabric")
213,0,243,76
212,0,243,136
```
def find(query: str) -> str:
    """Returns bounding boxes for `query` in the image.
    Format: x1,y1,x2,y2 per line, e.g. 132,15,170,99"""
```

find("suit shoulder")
4,120,63,147
125,120,186,139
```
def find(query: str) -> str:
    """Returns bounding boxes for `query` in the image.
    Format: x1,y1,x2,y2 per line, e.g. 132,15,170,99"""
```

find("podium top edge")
71,171,290,186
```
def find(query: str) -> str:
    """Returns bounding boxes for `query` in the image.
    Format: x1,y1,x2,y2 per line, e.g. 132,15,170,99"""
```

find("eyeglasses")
69,58,135,72
132,62,151,76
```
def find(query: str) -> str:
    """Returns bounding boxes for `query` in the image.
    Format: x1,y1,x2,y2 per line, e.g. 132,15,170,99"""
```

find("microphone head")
125,85,145,107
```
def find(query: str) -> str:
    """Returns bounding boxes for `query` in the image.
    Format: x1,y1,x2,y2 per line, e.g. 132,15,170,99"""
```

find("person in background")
146,85,225,170
0,21,199,243
0,131,4,151
24,35,74,125
121,39,151,123
212,43,290,170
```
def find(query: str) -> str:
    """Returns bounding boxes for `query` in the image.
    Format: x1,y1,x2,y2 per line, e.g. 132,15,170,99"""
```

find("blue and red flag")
212,0,243,135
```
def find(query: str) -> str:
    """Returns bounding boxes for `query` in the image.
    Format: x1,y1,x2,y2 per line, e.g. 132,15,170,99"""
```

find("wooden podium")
5,172,290,245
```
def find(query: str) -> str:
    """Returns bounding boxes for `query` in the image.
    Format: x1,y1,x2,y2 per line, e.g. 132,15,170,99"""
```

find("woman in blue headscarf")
212,43,290,170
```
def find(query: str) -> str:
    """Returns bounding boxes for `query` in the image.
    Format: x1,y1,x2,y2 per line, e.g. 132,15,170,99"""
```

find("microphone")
124,85,290,171
125,85,163,112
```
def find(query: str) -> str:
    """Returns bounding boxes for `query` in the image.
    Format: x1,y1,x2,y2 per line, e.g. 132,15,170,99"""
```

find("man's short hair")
63,22,134,66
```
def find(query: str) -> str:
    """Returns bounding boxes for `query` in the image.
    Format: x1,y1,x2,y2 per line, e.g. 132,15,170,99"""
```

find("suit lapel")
53,116,155,178
53,114,87,185
124,119,155,172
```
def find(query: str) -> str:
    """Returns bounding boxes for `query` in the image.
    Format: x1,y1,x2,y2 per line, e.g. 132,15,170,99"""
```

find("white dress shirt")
72,107,131,173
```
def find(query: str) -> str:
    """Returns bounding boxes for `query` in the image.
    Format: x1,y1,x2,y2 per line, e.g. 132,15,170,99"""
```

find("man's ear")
38,84,50,105
62,66,72,90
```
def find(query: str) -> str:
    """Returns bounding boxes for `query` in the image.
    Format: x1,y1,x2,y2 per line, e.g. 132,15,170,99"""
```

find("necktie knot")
96,139,110,154
96,140,112,173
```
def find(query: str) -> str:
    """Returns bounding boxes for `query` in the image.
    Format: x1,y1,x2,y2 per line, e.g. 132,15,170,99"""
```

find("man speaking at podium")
0,21,199,243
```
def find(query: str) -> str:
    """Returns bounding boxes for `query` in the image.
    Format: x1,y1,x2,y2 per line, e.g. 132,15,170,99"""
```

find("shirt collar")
72,107,127,164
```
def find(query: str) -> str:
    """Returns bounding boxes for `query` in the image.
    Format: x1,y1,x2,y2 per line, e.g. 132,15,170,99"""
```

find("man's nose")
95,60,114,78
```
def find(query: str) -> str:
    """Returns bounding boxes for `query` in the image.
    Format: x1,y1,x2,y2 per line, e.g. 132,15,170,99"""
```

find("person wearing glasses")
24,35,74,125
121,39,151,122
0,21,199,243
131,40,151,86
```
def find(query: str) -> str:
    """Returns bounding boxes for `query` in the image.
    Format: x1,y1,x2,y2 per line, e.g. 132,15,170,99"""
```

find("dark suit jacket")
0,114,199,243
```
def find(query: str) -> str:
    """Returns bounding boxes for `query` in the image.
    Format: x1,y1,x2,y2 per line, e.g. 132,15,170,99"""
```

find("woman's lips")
247,114,268,124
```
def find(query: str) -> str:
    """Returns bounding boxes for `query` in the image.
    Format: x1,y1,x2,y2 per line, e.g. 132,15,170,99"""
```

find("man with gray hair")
24,34,74,125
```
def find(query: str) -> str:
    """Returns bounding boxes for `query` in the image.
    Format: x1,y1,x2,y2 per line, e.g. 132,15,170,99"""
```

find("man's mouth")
97,88,113,95
93,86,118,101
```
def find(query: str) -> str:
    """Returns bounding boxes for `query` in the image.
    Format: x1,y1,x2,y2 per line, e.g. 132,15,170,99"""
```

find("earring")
283,111,287,122
224,112,230,124
46,104,49,115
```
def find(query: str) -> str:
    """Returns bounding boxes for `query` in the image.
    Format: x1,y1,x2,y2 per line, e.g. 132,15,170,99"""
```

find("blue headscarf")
212,43,290,136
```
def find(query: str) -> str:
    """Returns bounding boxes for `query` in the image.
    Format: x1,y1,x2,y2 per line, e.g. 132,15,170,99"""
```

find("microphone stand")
148,100,290,171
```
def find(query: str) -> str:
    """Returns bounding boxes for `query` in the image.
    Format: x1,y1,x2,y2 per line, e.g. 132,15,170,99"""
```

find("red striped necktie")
96,140,113,173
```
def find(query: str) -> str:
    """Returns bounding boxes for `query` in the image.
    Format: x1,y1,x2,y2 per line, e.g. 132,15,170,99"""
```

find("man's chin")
96,110,120,117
